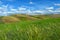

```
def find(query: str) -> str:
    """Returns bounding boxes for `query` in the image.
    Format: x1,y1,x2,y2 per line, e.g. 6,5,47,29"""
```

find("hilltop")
0,14,60,23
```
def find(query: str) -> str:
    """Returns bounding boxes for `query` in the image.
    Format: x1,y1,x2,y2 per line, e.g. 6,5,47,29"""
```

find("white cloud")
0,5,32,16
54,3,60,6
47,8,60,14
54,8,60,12
10,9,17,11
29,2,33,4
46,7,54,10
48,9,54,12
0,5,8,16
18,7,27,11
0,4,60,16
33,10,44,13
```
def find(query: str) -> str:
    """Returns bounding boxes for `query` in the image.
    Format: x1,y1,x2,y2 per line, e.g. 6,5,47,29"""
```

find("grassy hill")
0,14,60,40
0,14,60,23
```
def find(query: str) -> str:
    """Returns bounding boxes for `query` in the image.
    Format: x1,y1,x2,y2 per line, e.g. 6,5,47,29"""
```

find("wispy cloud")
54,3,60,6
46,7,54,10
29,2,34,4
18,7,27,11
0,4,60,16
0,5,8,16
33,10,44,13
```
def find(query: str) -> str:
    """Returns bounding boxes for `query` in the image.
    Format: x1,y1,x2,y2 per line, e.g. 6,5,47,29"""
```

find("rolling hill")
0,14,60,40
0,14,60,23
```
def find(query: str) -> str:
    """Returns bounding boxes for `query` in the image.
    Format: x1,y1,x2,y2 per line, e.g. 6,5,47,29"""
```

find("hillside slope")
0,17,60,40
0,14,60,23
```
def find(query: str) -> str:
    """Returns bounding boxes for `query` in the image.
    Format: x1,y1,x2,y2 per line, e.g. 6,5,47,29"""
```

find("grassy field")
0,14,60,40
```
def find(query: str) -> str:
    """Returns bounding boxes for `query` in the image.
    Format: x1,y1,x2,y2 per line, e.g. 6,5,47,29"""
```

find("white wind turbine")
27,0,33,15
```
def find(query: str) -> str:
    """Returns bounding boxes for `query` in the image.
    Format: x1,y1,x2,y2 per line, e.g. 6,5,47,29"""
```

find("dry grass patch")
2,16,19,23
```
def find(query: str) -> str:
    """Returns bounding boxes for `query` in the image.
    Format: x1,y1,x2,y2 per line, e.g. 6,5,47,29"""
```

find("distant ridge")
0,14,60,23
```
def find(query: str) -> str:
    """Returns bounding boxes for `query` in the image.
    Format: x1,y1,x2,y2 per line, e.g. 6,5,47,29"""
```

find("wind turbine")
27,0,33,15
29,0,33,4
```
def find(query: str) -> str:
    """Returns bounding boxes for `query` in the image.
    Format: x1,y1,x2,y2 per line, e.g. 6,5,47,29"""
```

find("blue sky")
0,0,60,16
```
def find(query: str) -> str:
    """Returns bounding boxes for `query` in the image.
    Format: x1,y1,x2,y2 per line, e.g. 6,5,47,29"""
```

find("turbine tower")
29,0,33,4
27,0,33,15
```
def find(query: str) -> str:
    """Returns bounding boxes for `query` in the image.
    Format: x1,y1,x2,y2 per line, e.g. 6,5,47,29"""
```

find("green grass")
0,18,60,40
